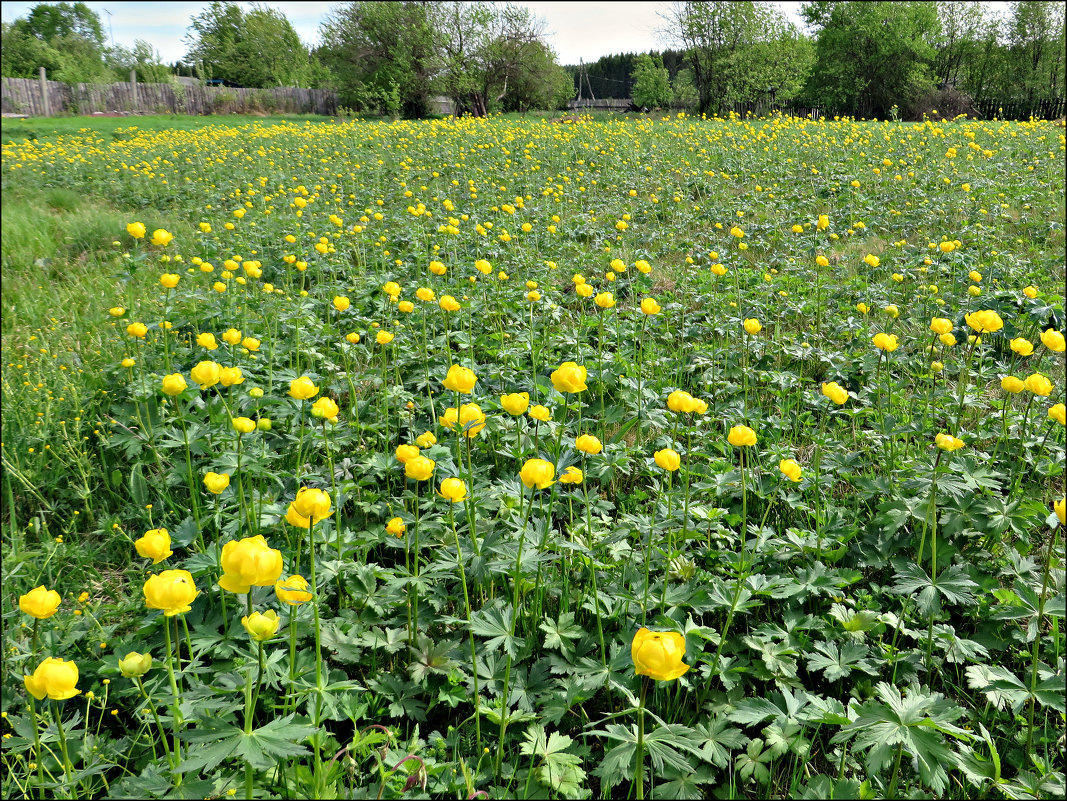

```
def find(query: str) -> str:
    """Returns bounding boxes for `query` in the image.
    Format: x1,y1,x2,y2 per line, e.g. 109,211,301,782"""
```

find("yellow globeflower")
631,628,689,681
1055,498,1066,526
241,610,280,642
935,433,965,451
575,434,603,455
1010,338,1034,356
559,466,583,484
134,528,173,564
275,575,312,605
439,478,468,502
189,361,222,389
232,417,256,435
285,488,332,529
654,449,681,471
500,392,530,416
551,362,587,394
405,455,436,481
203,471,231,494
872,333,899,352
1049,403,1066,426
1040,329,1066,352
218,536,284,593
1024,373,1053,396
529,404,551,422
126,222,146,239
779,459,802,482
311,396,339,421
727,425,757,447
385,518,407,537
1001,376,1025,394
821,382,849,405
24,658,81,701
150,229,173,247
19,586,61,619
743,318,762,335
964,310,1003,334
289,376,319,400
161,373,187,396
443,364,478,394
519,458,556,490
143,569,198,616
929,317,953,335
641,298,661,315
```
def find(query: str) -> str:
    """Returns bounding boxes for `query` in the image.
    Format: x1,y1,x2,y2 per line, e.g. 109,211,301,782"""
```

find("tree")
801,1,938,118
2,2,110,82
319,1,436,117
631,53,673,108
184,2,317,88
499,41,573,113
435,1,551,117
1005,1,1065,99
106,40,171,83
20,2,104,49
663,2,789,114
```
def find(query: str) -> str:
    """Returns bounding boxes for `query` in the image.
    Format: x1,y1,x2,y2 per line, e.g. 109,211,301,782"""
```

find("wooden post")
130,70,137,112
39,66,49,116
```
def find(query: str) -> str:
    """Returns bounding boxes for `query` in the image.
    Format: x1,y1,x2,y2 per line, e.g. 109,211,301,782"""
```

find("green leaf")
233,715,317,770
539,611,583,658
805,640,874,681
470,605,524,657
129,462,149,507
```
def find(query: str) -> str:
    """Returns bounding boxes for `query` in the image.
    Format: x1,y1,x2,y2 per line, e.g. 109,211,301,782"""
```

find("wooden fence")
972,97,1065,120
2,74,337,118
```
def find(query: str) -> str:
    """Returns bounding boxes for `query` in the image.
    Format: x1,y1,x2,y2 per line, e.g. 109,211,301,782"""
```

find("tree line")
580,2,1065,119
2,1,1064,120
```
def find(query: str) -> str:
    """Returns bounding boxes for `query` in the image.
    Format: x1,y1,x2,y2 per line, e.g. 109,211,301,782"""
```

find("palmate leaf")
539,611,584,658
692,716,748,768
832,682,972,796
521,724,588,800
965,664,1029,711
234,715,317,770
470,605,524,657
889,561,977,616
805,640,875,682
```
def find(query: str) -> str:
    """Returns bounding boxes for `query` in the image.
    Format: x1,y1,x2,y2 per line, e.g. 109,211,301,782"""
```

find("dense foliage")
2,109,1064,798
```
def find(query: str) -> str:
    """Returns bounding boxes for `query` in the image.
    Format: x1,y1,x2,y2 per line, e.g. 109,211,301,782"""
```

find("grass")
0,113,339,144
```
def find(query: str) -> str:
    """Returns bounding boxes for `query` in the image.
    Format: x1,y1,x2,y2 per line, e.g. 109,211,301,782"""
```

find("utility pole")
103,8,114,49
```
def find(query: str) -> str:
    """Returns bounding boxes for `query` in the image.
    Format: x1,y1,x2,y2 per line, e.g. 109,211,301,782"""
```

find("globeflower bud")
118,652,153,678
242,610,280,642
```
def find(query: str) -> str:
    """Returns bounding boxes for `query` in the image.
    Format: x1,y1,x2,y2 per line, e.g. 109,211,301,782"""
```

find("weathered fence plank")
2,76,337,117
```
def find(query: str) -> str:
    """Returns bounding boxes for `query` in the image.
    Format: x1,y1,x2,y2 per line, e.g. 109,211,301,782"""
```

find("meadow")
1,110,1064,800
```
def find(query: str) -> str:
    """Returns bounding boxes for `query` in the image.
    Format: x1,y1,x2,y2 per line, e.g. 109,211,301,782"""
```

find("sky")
0,1,808,66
